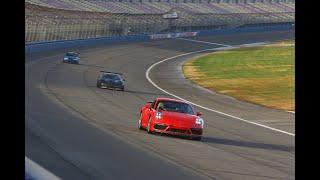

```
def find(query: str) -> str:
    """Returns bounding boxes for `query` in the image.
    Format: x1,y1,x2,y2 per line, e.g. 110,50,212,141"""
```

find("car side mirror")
158,107,164,111
196,112,202,116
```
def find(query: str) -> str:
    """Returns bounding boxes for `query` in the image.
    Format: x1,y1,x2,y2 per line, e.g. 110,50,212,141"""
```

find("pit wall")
25,23,294,54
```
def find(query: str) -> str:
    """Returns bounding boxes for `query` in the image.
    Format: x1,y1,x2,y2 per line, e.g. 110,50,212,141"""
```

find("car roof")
156,97,188,104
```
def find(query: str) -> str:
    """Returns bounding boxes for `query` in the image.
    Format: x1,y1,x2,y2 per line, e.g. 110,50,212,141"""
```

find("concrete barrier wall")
25,23,294,55
26,34,150,54
198,23,294,36
25,157,61,180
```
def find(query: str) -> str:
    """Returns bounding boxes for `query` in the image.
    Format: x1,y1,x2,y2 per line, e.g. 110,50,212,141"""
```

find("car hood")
160,111,197,128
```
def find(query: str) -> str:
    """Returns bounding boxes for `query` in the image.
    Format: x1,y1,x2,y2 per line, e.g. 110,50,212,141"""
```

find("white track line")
176,37,232,47
146,42,295,137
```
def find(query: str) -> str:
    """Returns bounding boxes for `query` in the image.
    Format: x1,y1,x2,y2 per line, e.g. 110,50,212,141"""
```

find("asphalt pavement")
26,30,295,180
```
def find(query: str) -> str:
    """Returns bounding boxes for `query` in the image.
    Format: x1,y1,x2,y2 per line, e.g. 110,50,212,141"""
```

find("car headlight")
64,57,68,60
195,117,204,128
155,111,162,119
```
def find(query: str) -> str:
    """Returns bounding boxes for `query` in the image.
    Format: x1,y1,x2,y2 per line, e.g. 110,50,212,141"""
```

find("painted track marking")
176,37,232,47
146,41,295,137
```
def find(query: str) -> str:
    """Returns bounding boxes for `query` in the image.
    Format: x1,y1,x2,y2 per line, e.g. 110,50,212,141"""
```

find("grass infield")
183,40,295,111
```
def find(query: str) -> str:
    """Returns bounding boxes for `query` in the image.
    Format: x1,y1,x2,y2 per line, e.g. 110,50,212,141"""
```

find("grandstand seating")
26,0,295,14
25,0,295,42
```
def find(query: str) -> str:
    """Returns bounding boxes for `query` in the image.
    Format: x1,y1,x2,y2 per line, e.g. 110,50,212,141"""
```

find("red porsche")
138,98,204,140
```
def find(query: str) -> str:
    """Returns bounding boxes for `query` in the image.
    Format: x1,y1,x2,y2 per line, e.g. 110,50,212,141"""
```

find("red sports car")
138,98,204,140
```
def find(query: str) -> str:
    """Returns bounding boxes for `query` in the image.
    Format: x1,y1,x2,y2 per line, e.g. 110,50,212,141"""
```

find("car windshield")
102,74,121,80
156,101,194,115
66,52,78,57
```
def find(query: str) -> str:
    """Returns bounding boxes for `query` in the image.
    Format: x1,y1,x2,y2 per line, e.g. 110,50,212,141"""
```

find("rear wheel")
147,117,153,134
96,81,101,88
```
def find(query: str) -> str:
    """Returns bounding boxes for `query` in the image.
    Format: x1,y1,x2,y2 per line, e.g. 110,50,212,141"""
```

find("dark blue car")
63,52,80,64
97,71,125,91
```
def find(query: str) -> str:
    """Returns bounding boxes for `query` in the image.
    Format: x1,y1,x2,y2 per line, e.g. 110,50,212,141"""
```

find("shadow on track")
202,136,294,152
89,86,167,96
78,63,108,69
147,132,294,152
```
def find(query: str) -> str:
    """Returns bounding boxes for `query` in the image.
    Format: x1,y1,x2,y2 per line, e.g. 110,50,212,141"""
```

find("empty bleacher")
25,0,295,14
25,0,295,42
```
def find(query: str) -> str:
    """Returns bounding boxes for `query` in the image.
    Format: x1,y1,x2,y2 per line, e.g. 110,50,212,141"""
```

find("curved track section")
26,30,295,180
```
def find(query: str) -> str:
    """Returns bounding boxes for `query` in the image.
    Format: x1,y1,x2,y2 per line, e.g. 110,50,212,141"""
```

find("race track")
26,30,295,180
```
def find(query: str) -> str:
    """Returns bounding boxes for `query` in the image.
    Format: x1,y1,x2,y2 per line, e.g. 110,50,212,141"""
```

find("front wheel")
96,81,101,88
147,117,153,134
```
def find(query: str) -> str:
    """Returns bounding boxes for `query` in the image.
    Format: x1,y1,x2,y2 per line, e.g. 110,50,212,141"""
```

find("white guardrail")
25,157,61,180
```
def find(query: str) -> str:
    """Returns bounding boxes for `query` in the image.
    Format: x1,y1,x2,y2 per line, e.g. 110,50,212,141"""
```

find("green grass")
183,41,295,111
